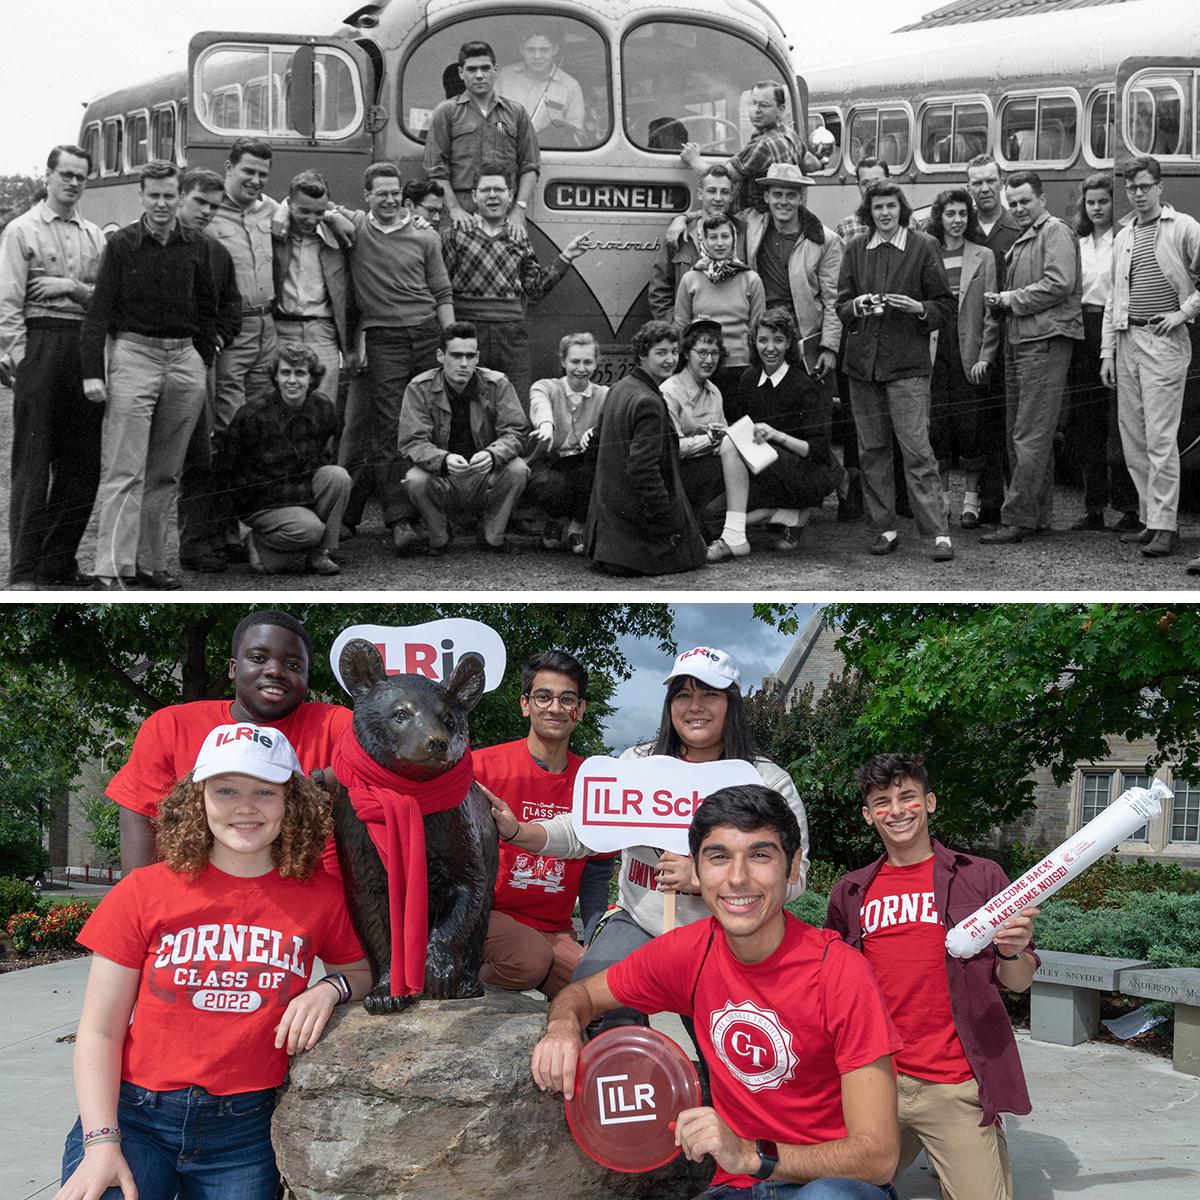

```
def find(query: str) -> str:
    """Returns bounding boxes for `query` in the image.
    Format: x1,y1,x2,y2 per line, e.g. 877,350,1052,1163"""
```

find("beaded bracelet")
82,1126,121,1147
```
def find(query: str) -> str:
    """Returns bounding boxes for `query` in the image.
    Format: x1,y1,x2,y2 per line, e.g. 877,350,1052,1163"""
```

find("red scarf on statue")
332,727,475,996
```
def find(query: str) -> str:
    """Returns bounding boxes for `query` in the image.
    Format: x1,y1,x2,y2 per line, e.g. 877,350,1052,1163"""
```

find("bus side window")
127,112,149,170
1087,89,1114,162
150,105,176,163
81,123,101,180
102,117,123,177
1128,78,1185,156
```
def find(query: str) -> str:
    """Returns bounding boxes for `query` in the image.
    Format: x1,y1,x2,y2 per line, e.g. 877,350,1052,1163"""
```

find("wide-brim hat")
757,162,816,190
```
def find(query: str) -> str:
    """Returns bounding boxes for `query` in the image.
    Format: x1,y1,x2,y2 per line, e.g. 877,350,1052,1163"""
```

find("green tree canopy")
753,603,1200,867
0,603,675,811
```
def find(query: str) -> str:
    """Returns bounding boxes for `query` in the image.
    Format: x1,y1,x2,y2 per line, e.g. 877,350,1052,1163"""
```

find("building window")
1170,778,1200,843
1119,772,1152,841
1079,770,1150,841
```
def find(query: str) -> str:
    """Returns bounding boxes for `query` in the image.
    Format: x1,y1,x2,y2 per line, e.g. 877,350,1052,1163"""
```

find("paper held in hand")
725,415,779,475
570,755,764,855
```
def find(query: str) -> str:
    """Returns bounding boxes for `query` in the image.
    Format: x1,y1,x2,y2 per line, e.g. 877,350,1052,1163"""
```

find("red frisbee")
564,1026,702,1173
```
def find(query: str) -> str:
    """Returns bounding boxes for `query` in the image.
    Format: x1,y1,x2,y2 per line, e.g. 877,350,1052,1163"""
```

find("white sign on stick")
571,756,763,855
329,620,507,694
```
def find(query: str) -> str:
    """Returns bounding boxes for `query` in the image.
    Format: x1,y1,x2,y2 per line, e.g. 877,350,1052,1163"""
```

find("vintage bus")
76,0,808,386
799,0,1200,469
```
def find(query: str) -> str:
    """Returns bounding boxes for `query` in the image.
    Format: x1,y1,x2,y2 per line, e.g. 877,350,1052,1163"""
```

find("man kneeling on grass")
532,784,902,1199
219,343,350,575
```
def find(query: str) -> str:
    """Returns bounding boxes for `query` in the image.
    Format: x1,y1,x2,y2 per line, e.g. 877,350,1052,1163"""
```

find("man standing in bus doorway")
837,180,956,562
175,167,243,575
648,165,741,322
980,171,1083,545
1101,155,1200,563
965,154,1021,530
680,81,803,214
425,41,541,235
0,143,105,589
80,160,217,590
496,23,585,146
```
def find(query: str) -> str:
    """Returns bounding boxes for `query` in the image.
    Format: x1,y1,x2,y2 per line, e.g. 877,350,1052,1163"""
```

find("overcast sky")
0,0,935,175
603,602,817,754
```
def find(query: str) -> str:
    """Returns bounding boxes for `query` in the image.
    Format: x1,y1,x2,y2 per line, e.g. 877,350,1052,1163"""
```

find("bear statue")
330,639,499,1014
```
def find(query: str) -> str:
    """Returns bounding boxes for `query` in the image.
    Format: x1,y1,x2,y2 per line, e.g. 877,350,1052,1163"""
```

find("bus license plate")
594,346,635,388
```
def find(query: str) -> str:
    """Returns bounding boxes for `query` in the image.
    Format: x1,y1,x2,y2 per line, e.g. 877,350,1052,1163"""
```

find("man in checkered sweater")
440,160,593,414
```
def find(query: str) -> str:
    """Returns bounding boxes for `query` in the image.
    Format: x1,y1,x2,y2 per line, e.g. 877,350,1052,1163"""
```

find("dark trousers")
8,321,103,583
1067,307,1137,514
473,319,531,415
527,453,595,521
363,320,441,527
929,324,986,474
976,342,1010,516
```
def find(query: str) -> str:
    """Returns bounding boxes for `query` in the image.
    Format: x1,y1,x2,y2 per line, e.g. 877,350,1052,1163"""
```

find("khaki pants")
895,1073,1011,1200
479,911,583,998
94,335,206,579
244,464,351,572
1115,324,1190,531
404,457,529,547
274,317,340,404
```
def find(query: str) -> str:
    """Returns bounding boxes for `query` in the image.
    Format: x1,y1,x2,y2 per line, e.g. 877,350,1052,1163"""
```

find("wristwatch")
752,1138,779,1180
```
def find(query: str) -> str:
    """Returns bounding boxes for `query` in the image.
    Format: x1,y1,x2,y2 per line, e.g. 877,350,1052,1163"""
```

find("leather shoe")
135,569,183,590
707,537,751,562
1187,555,1200,576
1112,511,1141,533
180,552,228,573
771,524,803,553
979,524,1031,544
1071,511,1106,532
931,539,954,562
391,522,424,556
1119,526,1153,545
960,509,981,530
1141,529,1178,557
869,534,899,555
307,550,340,576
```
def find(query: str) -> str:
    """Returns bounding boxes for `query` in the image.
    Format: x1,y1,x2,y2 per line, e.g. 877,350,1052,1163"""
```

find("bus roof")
799,0,1199,94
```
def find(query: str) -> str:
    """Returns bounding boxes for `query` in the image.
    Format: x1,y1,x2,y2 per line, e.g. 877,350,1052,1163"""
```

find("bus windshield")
622,20,788,155
399,14,610,150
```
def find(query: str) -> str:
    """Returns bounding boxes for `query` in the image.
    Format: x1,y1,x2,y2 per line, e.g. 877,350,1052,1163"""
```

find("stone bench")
1119,968,1200,1077
1030,951,1150,1046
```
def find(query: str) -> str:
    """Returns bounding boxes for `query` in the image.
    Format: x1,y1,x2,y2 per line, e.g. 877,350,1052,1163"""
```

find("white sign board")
329,620,507,694
571,755,763,855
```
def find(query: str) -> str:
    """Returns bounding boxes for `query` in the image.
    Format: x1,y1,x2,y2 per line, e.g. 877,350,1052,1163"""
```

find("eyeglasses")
526,690,582,711
54,170,87,184
692,349,720,360
417,203,443,221
1125,182,1159,194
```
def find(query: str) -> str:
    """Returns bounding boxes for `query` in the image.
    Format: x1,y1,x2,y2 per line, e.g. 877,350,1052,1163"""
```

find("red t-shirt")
106,699,352,819
609,915,901,1189
474,739,614,932
861,857,973,1084
78,862,364,1095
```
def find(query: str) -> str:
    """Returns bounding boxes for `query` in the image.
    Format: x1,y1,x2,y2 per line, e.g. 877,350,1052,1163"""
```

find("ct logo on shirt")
709,999,798,1091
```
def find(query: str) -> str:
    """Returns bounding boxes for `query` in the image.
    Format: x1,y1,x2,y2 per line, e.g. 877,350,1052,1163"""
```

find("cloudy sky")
604,602,817,753
0,0,935,175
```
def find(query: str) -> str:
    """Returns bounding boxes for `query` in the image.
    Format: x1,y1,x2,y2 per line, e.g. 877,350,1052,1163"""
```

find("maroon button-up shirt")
825,838,1038,1125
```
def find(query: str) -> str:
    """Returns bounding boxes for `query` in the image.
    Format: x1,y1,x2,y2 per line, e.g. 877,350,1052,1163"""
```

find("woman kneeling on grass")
707,307,838,561
54,724,370,1200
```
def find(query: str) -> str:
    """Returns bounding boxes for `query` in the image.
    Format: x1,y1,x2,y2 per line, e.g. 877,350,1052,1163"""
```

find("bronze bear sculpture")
332,639,499,1015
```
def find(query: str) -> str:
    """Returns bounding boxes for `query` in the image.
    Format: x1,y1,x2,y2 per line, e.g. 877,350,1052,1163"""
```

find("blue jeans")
705,1181,898,1200
60,1081,278,1200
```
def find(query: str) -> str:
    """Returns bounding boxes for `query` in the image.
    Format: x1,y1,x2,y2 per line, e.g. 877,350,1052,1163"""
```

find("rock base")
274,987,710,1200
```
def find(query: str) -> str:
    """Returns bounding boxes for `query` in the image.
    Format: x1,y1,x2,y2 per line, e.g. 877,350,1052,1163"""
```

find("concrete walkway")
4,957,1198,1199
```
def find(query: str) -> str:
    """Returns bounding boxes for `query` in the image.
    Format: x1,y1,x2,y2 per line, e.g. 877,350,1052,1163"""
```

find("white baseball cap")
192,724,302,784
663,647,741,690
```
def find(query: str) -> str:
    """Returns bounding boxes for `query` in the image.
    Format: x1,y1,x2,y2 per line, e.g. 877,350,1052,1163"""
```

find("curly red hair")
154,772,332,880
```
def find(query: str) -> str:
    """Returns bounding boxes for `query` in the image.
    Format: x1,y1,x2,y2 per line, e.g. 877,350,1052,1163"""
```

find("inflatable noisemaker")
944,778,1168,959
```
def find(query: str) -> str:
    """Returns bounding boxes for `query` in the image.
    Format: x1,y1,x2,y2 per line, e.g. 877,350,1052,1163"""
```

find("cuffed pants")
479,910,583,998
94,335,206,579
849,375,947,536
404,457,529,546
7,320,102,584
1114,324,1191,531
363,321,441,526
243,464,351,572
895,1073,1012,1200
1001,335,1073,529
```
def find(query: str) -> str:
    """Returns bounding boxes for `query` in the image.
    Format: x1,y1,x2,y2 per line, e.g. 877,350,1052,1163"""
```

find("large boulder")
274,987,710,1200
